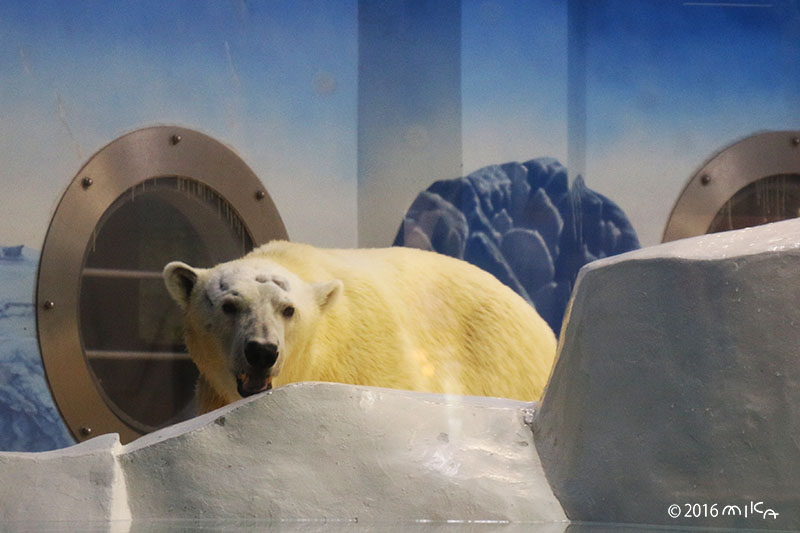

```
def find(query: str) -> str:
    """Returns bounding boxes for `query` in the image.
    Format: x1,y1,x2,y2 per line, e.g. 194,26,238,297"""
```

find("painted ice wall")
571,0,800,246
357,0,463,248
395,158,640,335
2,0,798,257
0,248,73,451
461,0,568,174
0,0,359,250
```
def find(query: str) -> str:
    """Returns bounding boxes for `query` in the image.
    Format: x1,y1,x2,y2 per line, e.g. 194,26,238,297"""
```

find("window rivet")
171,134,182,145
81,177,93,189
700,174,712,186
42,300,55,310
80,427,92,437
255,190,267,201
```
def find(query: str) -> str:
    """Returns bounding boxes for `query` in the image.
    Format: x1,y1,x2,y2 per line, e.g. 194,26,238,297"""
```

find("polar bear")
164,241,557,413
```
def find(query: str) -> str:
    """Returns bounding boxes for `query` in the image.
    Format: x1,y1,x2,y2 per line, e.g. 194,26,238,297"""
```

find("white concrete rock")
0,382,566,528
534,218,800,530
0,433,130,524
121,383,565,524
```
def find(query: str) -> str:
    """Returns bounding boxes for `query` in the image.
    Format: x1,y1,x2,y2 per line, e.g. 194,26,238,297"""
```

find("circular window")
37,127,287,443
707,174,800,234
663,131,800,242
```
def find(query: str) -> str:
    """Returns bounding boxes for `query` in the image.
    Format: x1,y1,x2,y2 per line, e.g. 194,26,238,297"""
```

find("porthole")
663,131,800,242
37,126,287,443
706,173,800,234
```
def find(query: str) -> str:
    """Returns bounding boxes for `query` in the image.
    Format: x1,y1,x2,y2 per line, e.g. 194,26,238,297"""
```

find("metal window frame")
663,131,800,242
36,126,288,443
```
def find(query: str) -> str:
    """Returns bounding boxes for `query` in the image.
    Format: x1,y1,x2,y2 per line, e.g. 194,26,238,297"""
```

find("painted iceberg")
395,159,640,334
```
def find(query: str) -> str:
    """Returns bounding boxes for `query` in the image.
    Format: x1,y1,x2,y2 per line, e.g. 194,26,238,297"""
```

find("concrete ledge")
534,219,800,529
0,382,566,527
0,433,129,523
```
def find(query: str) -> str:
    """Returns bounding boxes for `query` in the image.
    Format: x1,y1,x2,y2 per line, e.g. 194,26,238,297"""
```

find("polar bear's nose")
244,340,279,369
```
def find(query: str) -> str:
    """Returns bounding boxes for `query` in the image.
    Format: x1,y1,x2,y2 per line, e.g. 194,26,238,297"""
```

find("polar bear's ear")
312,279,343,311
163,262,201,309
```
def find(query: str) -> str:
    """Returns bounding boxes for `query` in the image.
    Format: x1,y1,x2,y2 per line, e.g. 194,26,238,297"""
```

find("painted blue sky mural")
579,0,800,244
461,0,568,173
0,0,798,249
0,0,358,248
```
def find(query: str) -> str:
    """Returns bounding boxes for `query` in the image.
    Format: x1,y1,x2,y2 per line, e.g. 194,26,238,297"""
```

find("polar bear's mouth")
236,373,273,397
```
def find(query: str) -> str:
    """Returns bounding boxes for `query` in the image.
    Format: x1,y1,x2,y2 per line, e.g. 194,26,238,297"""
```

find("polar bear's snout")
244,340,279,370
236,339,279,398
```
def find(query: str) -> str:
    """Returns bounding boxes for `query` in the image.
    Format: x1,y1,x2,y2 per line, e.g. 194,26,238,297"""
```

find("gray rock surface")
534,218,800,530
0,434,129,523
0,382,566,528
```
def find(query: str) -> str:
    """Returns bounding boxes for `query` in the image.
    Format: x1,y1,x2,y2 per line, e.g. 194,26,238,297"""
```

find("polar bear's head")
163,258,342,402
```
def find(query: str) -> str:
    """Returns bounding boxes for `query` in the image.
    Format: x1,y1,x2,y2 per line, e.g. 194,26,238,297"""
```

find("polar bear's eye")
282,305,295,318
221,302,238,316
